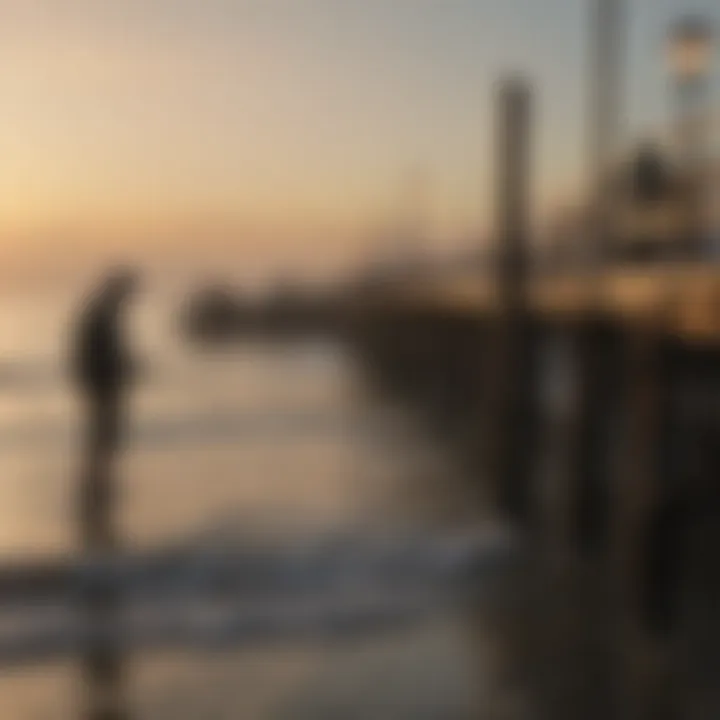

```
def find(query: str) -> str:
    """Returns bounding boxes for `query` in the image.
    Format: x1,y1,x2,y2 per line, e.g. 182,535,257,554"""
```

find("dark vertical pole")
614,328,683,720
568,319,620,559
573,0,624,554
496,77,531,319
470,80,537,720
81,395,126,720
484,76,535,522
589,0,624,268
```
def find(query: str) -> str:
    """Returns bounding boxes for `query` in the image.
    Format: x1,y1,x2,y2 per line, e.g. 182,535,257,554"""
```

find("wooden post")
613,327,684,720
467,77,539,720
483,76,536,523
495,77,531,321
569,318,621,559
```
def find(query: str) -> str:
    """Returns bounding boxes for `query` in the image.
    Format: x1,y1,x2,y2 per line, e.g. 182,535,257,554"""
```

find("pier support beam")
614,328,685,720
536,318,622,563
570,318,622,558
482,76,537,523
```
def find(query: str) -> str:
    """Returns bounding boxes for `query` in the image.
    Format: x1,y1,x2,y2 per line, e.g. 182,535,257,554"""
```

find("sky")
0,0,716,285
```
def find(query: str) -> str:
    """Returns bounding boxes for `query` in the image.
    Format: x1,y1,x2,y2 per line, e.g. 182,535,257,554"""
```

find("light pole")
667,16,715,258
589,0,625,268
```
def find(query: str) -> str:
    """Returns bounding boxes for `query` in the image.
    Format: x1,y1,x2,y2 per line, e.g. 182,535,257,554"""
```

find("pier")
349,58,720,717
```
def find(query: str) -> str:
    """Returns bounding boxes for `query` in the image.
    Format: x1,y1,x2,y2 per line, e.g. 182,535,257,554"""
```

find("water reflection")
0,290,492,718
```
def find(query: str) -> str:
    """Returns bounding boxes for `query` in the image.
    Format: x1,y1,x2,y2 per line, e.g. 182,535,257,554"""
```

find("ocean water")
0,283,508,718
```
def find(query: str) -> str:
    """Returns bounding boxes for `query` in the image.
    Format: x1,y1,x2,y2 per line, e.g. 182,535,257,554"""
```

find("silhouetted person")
74,269,137,549
72,269,137,720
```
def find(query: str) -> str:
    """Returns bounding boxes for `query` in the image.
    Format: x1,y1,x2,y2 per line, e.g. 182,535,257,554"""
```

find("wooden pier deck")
369,264,720,344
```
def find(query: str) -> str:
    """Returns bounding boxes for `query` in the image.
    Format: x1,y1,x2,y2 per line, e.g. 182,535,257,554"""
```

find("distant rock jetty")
180,283,349,344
